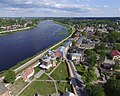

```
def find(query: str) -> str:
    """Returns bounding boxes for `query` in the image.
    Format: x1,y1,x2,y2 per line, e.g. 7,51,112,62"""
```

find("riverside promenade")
14,25,75,73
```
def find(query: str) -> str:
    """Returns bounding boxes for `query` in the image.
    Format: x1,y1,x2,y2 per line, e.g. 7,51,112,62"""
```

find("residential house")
85,27,95,35
75,38,83,48
63,88,75,96
74,32,81,38
98,28,108,33
21,67,34,82
51,56,57,67
80,38,95,49
71,53,84,62
112,50,120,61
0,82,11,96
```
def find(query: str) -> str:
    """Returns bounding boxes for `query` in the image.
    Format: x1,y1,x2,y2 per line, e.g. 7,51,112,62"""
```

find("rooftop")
112,50,120,57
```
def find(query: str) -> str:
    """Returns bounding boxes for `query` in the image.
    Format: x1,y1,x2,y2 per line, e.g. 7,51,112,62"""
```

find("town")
0,18,120,96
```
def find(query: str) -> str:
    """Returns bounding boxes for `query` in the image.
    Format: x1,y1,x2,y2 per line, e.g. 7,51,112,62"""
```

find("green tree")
81,31,87,37
85,49,97,66
4,70,16,84
98,51,106,67
86,84,106,96
104,79,120,96
95,43,106,53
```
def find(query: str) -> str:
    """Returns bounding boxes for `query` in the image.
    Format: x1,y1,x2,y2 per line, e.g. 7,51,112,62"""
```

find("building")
63,88,75,96
53,50,62,58
71,53,84,61
85,27,95,35
40,56,56,70
74,32,81,38
51,57,57,67
40,56,52,70
63,41,72,51
21,67,34,82
0,82,11,96
58,46,65,58
75,38,82,47
112,50,120,61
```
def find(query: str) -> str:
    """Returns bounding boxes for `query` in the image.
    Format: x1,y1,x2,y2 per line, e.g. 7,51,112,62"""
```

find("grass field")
19,81,56,96
38,73,51,80
57,82,72,94
51,62,69,80
9,79,28,96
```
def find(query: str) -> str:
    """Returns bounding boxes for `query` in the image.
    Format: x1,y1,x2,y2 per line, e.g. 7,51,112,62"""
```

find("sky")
0,0,120,17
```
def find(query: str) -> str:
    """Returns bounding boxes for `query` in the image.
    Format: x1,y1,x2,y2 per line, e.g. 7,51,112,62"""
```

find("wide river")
0,20,68,71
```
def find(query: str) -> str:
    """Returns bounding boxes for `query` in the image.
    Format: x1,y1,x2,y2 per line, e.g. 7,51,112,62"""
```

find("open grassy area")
9,79,28,96
19,81,56,96
57,82,72,94
51,62,69,80
38,73,51,80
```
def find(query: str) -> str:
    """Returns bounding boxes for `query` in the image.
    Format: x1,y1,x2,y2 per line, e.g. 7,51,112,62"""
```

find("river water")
0,20,68,71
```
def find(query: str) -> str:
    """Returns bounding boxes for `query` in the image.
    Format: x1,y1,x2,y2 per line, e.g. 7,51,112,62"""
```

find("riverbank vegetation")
0,18,43,35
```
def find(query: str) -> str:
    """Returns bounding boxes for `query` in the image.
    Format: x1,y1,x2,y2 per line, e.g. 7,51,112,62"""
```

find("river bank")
0,20,74,76
0,25,37,36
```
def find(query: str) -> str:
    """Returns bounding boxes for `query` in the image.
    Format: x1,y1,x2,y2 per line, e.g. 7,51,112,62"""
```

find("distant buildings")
21,67,34,82
0,82,11,96
112,50,120,61
75,37,95,49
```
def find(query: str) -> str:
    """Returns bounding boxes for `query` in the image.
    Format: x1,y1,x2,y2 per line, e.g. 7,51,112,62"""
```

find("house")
85,27,95,35
21,67,34,82
102,63,113,70
0,82,11,96
112,50,120,61
63,88,75,96
40,56,56,70
51,57,57,67
98,28,108,33
71,53,84,61
75,38,82,48
63,41,72,51
74,32,81,38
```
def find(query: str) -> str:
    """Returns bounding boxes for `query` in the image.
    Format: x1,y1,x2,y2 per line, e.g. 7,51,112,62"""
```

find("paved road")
66,59,86,96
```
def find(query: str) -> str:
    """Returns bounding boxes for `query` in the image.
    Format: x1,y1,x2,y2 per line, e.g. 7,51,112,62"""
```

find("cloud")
95,5,109,8
0,0,98,14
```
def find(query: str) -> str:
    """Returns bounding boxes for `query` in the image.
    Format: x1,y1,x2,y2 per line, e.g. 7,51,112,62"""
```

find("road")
65,58,86,96
68,60,86,96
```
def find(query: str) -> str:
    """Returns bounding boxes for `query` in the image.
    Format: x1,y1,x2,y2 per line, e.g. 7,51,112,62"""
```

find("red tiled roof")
53,51,62,58
22,67,34,80
112,50,120,57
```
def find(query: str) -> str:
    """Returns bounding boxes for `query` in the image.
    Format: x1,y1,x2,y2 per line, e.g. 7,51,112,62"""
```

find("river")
0,20,68,71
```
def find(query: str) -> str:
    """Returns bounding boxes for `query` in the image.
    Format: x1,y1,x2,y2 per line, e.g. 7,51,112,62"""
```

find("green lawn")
38,73,51,80
57,82,72,94
9,79,28,96
51,62,69,80
19,81,56,96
